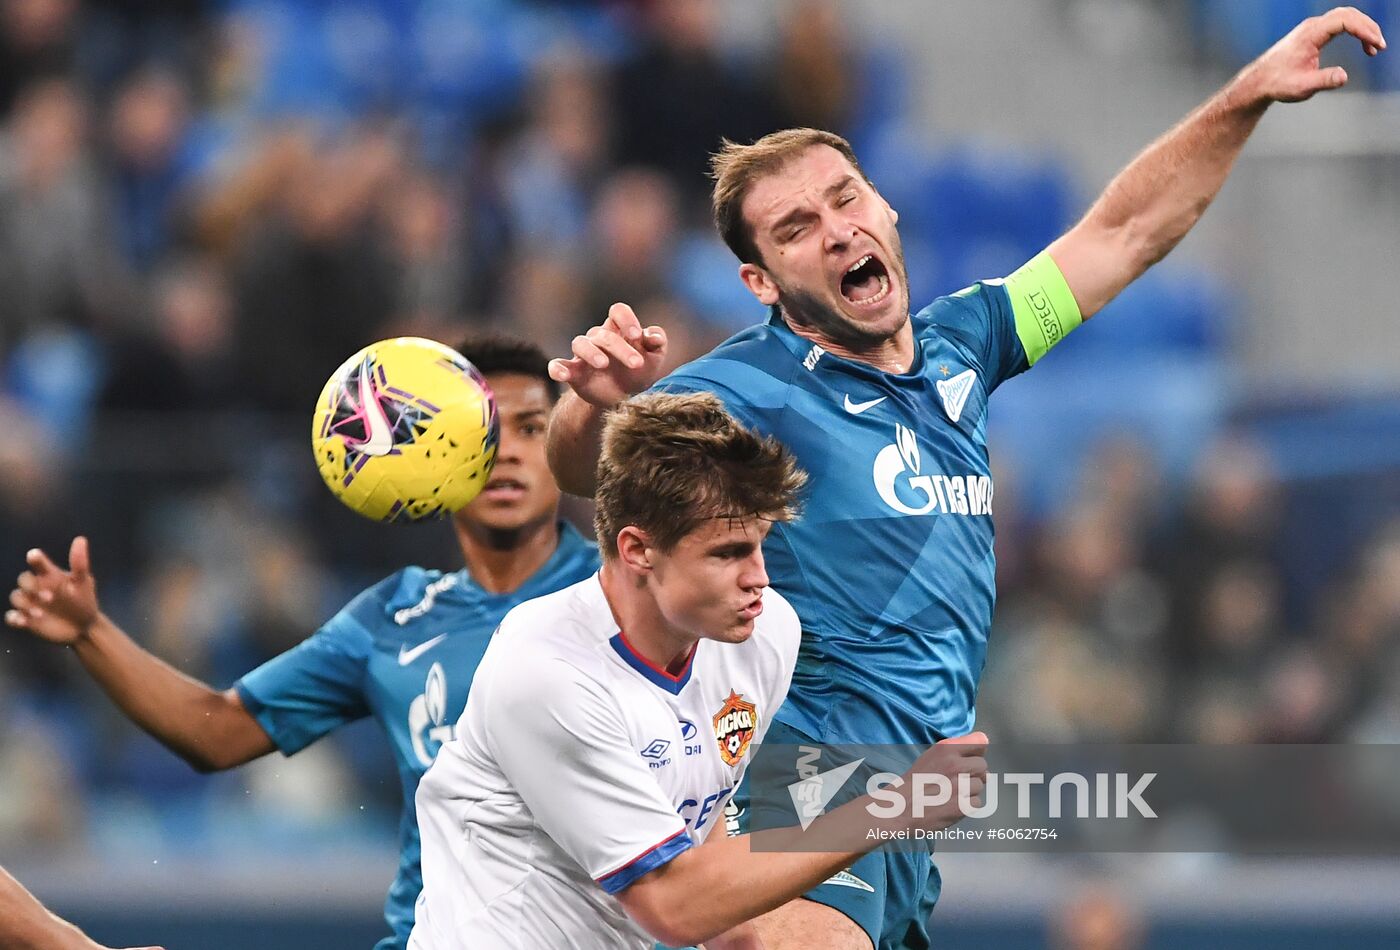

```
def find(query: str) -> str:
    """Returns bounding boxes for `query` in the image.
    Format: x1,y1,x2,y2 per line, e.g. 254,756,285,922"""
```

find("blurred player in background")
410,392,987,950
5,335,600,950
0,864,161,950
546,9,1387,949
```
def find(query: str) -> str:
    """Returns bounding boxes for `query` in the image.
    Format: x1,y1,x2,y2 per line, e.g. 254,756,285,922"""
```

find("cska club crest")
713,690,759,767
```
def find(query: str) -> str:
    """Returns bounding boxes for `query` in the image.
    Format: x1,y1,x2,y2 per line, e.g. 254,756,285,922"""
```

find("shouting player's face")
648,516,772,645
457,373,560,533
738,144,910,350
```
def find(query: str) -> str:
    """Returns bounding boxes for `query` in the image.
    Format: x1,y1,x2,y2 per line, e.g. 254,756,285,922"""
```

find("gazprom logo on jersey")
873,424,993,517
408,661,457,767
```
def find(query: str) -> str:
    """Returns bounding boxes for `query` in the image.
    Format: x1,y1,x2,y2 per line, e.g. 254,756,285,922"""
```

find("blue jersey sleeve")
234,585,384,755
919,281,1029,394
923,251,1085,392
652,345,797,432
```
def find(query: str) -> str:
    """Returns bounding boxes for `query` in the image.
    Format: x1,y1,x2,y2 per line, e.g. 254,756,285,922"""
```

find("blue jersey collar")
458,520,598,600
764,307,926,381
609,630,697,695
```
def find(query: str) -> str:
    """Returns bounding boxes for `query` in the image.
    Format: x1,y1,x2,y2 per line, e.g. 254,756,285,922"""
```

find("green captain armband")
1002,251,1083,366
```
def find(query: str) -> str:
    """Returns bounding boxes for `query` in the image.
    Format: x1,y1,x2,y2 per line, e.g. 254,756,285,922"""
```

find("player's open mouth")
482,478,526,500
738,597,763,620
839,253,892,307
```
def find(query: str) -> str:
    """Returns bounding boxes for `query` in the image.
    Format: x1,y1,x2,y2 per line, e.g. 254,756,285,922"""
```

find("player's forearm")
0,866,103,950
626,799,906,947
1052,71,1269,317
701,920,764,950
630,836,861,947
545,391,607,497
72,614,270,772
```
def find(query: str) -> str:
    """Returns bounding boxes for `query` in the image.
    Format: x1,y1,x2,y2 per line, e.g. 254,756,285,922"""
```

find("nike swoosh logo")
843,395,887,415
358,365,394,457
398,633,448,666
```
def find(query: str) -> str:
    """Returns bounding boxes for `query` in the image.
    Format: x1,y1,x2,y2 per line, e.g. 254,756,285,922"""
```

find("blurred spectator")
1154,435,1282,673
499,49,611,255
379,169,468,329
0,399,82,695
0,702,84,852
495,251,587,357
99,255,238,414
1049,887,1145,950
580,167,680,332
104,66,200,272
0,78,130,347
227,124,401,411
611,0,785,209
772,0,855,133
983,498,1167,742
0,0,76,118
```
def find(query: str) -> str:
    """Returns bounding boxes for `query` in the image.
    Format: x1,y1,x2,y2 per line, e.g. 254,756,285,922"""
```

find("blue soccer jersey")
234,522,599,950
655,253,1082,747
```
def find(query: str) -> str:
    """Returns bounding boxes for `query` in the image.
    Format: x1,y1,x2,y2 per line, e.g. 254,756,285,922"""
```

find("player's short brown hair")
710,128,869,266
594,392,806,558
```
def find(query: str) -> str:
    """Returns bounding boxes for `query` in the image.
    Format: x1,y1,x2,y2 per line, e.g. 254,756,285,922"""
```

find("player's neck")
597,563,697,676
455,514,559,595
787,321,915,374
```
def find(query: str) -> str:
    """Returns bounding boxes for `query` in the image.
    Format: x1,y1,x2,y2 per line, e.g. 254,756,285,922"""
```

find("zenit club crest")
713,690,759,767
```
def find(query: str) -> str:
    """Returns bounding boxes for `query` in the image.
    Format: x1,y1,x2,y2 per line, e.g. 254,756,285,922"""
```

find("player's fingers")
585,326,645,370
603,302,644,342
16,571,42,595
70,536,91,579
1313,7,1385,49
570,336,613,371
640,325,668,353
543,356,571,383
939,730,989,752
5,608,30,628
1313,65,1349,90
960,755,988,779
25,547,60,576
9,589,42,617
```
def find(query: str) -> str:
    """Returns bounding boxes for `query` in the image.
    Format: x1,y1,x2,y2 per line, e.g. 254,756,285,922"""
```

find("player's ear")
615,526,654,575
738,263,780,307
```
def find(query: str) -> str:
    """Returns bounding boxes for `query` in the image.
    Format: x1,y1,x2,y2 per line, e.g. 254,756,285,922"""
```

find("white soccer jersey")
409,572,800,950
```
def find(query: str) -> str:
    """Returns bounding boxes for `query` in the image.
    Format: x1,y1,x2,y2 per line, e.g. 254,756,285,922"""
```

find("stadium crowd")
1,0,1397,887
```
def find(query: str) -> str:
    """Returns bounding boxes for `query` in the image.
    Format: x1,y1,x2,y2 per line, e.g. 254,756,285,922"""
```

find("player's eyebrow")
769,175,857,237
511,408,549,422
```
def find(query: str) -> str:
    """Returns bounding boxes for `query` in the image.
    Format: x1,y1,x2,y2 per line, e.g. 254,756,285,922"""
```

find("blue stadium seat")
897,147,1076,296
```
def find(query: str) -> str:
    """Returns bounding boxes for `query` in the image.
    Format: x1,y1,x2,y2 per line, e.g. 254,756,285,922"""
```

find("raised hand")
1243,6,1386,103
6,537,101,646
548,302,670,407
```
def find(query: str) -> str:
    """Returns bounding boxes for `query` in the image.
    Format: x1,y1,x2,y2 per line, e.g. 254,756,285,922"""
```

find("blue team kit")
656,255,1081,949
235,523,599,950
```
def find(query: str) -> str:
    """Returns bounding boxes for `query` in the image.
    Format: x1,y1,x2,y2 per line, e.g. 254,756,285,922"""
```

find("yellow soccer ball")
312,337,498,522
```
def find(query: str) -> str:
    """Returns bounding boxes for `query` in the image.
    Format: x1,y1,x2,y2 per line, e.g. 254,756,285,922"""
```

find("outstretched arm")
6,538,275,773
0,864,162,950
1049,6,1386,319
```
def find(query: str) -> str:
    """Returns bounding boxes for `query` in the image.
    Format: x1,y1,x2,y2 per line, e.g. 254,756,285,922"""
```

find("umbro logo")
398,633,448,666
843,394,887,415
